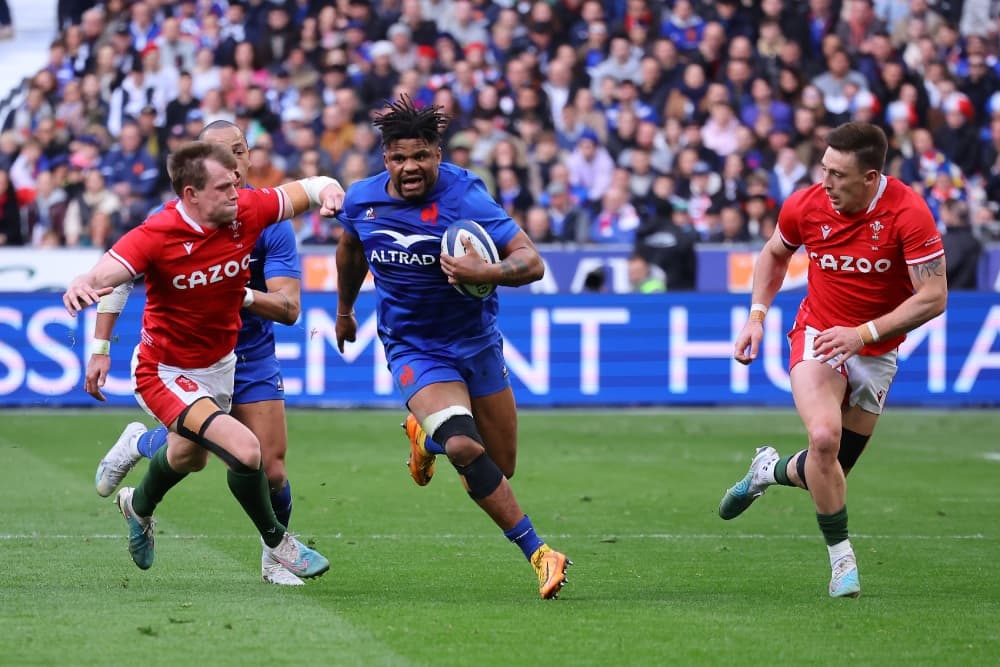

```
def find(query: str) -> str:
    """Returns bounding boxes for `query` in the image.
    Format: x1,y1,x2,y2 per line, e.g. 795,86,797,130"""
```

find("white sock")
828,539,854,568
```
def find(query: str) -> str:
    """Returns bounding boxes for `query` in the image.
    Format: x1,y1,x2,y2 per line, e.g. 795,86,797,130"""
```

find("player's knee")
177,399,260,473
425,407,484,465
454,451,504,500
806,425,841,461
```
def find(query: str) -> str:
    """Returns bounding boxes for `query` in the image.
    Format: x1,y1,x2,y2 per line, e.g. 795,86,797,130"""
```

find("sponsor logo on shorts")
176,375,199,392
399,364,415,387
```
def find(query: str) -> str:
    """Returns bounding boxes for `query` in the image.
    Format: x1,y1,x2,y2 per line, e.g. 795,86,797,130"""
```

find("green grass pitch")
1,408,997,666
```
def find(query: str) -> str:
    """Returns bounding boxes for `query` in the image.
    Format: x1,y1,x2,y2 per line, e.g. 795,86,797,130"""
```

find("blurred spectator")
524,205,555,244
811,48,870,118
941,199,982,290
935,93,981,177
25,171,68,246
709,205,752,244
246,145,285,189
589,34,641,98
627,253,666,293
661,0,705,54
98,121,159,219
770,147,810,205
494,166,533,224
590,185,640,244
543,180,591,244
566,128,614,209
0,168,22,246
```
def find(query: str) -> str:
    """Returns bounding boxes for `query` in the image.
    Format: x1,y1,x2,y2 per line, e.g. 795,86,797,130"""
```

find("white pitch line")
0,533,989,540
983,452,1000,462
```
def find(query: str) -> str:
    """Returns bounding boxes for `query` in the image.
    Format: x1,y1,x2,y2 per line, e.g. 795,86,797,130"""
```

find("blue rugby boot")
718,446,779,520
265,533,330,579
830,554,861,598
116,487,155,570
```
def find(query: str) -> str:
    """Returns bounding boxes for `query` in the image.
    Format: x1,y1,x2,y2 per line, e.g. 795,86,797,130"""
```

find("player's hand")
63,279,113,316
814,325,865,369
319,182,345,217
84,353,111,402
440,236,491,285
335,312,357,353
733,321,763,365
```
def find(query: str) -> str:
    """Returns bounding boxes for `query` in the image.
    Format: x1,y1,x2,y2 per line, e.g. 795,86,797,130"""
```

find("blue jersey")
339,163,520,355
238,220,300,361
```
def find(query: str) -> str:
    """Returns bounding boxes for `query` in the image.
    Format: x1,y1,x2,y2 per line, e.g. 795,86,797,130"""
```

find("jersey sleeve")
239,187,287,232
459,175,521,250
899,198,944,265
775,190,805,249
260,221,302,280
107,223,159,276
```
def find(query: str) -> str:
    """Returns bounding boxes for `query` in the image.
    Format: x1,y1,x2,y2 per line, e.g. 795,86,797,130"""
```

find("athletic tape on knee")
423,406,474,441
796,451,809,490
456,452,504,499
176,398,255,473
838,429,870,473
426,408,483,446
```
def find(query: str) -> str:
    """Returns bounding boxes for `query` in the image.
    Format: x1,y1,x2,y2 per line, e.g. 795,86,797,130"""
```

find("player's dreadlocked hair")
372,95,450,147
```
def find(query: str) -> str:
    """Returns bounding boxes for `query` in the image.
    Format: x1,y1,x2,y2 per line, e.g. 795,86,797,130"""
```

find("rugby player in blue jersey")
334,96,571,599
86,121,329,586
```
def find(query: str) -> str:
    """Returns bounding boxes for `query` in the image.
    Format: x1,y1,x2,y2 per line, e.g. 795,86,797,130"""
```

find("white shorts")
131,346,236,426
789,325,898,414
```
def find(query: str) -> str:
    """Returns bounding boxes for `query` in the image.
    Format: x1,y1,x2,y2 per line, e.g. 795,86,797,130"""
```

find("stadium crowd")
0,0,997,290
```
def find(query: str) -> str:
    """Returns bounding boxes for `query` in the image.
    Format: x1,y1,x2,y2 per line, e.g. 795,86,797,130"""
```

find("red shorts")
131,348,236,426
787,323,899,414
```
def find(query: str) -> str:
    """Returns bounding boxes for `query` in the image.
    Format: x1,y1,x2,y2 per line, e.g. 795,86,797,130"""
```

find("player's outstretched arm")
84,281,134,401
63,254,134,316
334,232,369,352
734,233,795,365
278,177,345,219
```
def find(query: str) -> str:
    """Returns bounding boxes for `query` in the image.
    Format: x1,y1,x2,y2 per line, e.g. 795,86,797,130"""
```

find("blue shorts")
387,339,511,405
234,353,285,405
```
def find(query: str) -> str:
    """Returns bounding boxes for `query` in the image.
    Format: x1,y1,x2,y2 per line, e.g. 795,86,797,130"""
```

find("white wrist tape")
97,281,134,314
242,287,255,308
89,338,110,356
865,320,880,343
300,176,340,207
750,303,768,315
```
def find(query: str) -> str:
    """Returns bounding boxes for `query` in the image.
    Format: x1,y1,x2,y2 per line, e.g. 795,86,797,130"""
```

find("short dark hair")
825,121,888,173
168,141,237,196
372,94,449,148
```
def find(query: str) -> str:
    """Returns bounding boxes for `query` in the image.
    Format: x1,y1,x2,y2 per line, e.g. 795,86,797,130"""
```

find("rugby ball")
440,220,500,299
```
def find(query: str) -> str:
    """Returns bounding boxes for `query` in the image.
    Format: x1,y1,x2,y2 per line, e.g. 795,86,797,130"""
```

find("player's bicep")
500,228,540,261
908,255,947,294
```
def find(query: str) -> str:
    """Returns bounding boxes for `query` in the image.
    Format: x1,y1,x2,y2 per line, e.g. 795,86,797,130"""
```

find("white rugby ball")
440,220,500,298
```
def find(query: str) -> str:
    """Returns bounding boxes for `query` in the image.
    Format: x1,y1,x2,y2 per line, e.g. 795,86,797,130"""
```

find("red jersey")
109,187,287,368
777,176,943,356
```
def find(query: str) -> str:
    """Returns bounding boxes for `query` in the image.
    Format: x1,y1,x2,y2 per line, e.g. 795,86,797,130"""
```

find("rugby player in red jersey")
63,141,343,579
719,122,948,598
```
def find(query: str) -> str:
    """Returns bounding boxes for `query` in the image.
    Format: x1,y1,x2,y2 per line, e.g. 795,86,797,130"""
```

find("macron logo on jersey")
183,242,194,255
821,225,832,240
